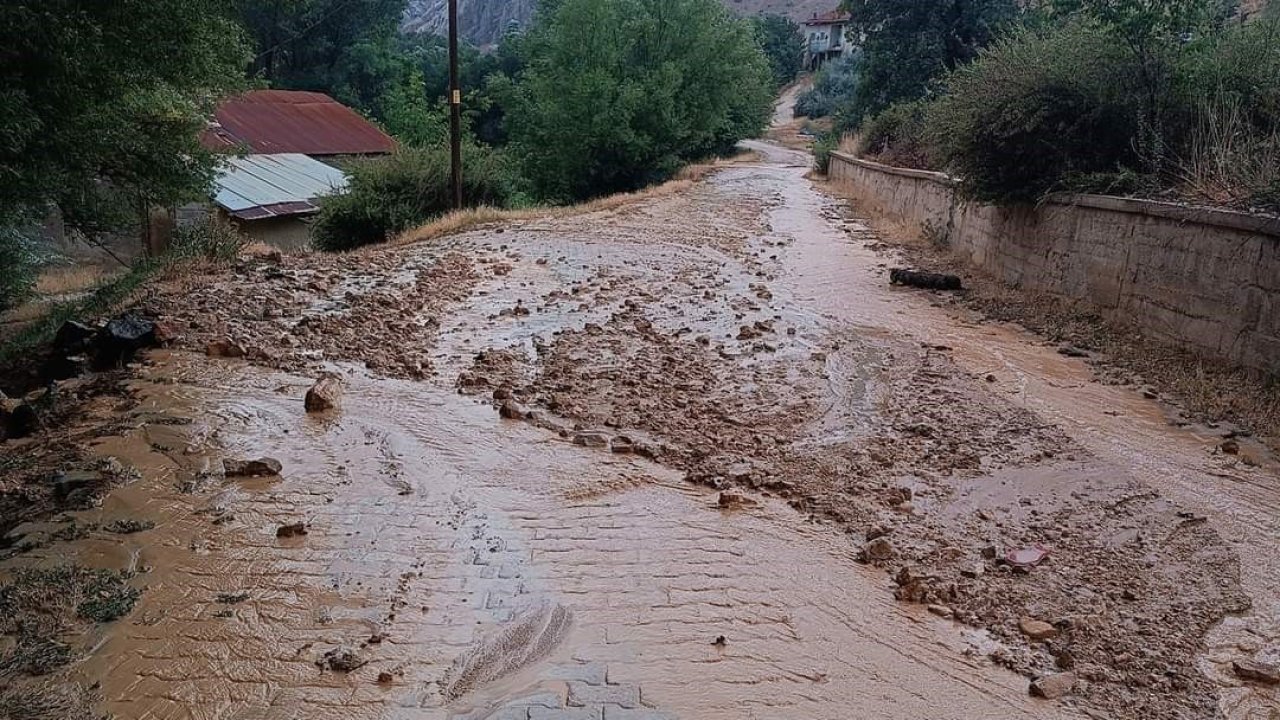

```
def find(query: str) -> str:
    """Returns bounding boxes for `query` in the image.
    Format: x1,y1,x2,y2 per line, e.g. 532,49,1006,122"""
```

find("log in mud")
1,103,1278,720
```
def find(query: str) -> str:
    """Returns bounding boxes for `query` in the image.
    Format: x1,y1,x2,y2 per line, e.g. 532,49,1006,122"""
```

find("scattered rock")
572,431,610,448
712,635,727,648
1233,659,1280,685
1141,388,1159,400
52,470,107,505
927,604,953,618
304,377,343,413
223,457,283,478
1057,345,1090,358
96,313,158,368
7,402,40,439
1219,439,1240,455
860,537,896,563
498,400,527,420
216,592,250,604
276,522,308,538
377,671,395,684
206,339,247,358
1030,671,1076,699
610,435,635,454
54,320,98,351
717,491,758,509
317,646,366,673
1019,617,1059,641
737,325,762,340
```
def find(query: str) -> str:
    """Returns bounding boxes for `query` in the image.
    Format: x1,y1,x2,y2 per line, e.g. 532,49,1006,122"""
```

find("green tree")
840,0,1021,123
752,15,805,88
0,1,250,238
1048,0,1238,167
506,0,773,202
233,0,408,114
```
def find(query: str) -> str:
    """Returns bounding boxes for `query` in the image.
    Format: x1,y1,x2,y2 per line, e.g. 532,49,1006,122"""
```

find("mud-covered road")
6,106,1280,720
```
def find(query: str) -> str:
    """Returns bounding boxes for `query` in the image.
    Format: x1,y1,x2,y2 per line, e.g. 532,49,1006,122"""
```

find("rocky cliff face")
402,0,537,46
404,0,834,47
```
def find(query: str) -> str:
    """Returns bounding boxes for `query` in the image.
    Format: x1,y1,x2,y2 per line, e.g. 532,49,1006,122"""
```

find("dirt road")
7,105,1280,720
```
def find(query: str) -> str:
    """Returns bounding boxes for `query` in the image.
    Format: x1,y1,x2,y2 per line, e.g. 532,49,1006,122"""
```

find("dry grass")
822,178,1280,448
394,153,758,249
34,265,117,296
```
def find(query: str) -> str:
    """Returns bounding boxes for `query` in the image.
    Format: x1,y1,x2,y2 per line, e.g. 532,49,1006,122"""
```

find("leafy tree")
0,1,250,240
506,0,773,202
1048,0,1238,168
840,0,1021,124
233,0,407,114
752,15,805,88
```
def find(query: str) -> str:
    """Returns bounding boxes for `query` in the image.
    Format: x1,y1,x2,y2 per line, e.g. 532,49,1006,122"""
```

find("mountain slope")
404,0,836,46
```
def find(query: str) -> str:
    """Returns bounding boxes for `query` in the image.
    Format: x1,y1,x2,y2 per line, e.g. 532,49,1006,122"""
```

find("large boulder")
94,313,158,369
304,377,343,413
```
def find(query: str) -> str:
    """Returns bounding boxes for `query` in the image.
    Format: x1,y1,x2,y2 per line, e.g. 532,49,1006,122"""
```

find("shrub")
170,215,247,262
925,20,1146,202
859,100,932,169
812,132,838,174
795,54,861,120
312,145,523,251
0,225,44,312
1177,95,1280,213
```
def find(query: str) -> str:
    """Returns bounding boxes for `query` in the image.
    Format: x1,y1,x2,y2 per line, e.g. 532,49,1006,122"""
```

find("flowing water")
11,117,1278,720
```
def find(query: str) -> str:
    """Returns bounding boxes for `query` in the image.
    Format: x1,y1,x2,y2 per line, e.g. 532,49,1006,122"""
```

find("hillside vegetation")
809,0,1280,214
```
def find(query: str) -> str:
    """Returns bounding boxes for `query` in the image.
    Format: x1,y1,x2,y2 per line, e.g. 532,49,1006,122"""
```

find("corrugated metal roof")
203,90,397,156
213,154,349,220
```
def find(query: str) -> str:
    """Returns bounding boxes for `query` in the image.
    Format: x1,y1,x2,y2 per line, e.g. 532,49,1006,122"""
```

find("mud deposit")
3,120,1278,720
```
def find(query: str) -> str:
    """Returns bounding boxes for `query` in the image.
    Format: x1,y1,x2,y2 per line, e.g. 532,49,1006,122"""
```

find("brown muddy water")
41,357,1061,720
6,131,1279,720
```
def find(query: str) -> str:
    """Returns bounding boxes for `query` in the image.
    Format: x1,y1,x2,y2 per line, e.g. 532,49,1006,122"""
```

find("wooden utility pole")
448,0,463,209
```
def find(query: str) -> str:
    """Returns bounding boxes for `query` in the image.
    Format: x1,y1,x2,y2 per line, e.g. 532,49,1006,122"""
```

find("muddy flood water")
4,118,1280,720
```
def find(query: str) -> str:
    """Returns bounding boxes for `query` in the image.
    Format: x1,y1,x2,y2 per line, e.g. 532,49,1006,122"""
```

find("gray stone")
603,709,676,720
566,682,640,709
529,708,602,720
549,662,608,685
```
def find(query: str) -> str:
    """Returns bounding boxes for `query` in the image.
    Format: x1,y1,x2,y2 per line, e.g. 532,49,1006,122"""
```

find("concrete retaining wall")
828,152,1280,373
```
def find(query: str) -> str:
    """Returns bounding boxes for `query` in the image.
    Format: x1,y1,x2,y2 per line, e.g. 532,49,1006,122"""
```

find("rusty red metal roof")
203,90,397,156
804,10,852,25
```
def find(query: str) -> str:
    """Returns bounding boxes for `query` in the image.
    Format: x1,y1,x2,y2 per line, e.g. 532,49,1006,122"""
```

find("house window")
831,24,843,47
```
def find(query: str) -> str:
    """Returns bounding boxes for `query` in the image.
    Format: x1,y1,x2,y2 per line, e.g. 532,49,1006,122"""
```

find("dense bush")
924,20,1146,202
1174,16,1280,211
858,100,932,169
506,0,774,203
312,145,524,251
795,54,861,120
